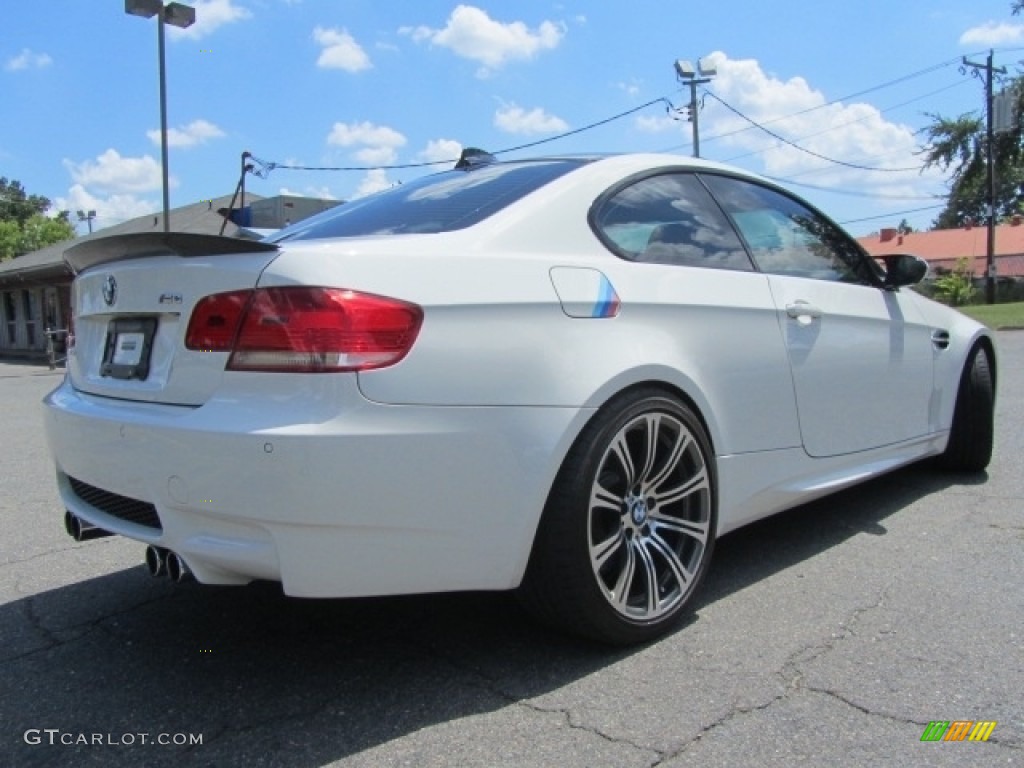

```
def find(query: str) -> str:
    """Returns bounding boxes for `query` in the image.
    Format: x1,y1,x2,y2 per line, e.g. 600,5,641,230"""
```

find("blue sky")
2,0,1021,236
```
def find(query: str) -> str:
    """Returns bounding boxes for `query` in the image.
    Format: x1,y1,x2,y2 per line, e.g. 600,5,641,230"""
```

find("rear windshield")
269,159,586,242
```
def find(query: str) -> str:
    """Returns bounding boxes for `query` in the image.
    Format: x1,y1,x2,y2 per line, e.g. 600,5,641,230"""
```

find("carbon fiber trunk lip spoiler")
63,232,279,274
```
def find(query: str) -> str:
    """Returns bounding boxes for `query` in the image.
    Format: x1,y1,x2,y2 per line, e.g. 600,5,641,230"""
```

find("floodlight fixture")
164,2,196,28
698,58,717,78
674,60,695,80
76,209,97,234
124,0,162,18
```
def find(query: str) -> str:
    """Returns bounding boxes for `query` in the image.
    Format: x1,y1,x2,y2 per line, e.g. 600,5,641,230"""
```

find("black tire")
519,389,716,645
938,345,994,472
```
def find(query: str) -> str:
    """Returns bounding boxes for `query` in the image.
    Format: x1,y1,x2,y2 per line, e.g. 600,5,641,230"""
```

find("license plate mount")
100,317,158,380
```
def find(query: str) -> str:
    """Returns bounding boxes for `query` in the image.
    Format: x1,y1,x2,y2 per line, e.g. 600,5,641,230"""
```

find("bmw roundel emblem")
102,275,117,306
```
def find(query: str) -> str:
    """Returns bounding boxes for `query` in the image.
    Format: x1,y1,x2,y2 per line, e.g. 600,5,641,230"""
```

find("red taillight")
186,287,422,372
185,290,251,351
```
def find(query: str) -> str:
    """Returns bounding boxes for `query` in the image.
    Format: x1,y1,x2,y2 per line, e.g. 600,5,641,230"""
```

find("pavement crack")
651,691,791,764
0,589,177,667
780,580,895,690
415,639,660,761
516,698,663,762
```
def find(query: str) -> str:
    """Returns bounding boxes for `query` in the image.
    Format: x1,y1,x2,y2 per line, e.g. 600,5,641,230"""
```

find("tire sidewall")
555,390,717,643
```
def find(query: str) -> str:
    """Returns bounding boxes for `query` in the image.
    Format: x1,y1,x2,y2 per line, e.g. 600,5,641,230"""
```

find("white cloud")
959,21,1024,45
327,121,406,150
353,169,393,199
147,119,225,148
699,52,943,191
166,0,251,40
354,146,398,166
417,138,463,164
5,48,52,71
327,121,406,167
63,149,171,193
55,185,158,232
616,80,642,98
401,5,564,75
494,104,568,135
313,26,371,71
635,113,680,133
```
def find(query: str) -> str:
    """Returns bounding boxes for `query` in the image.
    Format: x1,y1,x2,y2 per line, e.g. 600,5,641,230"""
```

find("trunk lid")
65,233,280,406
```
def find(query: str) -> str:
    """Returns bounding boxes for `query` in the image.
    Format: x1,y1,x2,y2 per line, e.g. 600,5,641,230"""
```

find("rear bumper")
43,374,589,596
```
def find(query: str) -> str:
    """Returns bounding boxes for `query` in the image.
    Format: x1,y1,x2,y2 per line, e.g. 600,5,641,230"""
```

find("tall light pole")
76,209,97,234
125,0,195,233
674,57,717,158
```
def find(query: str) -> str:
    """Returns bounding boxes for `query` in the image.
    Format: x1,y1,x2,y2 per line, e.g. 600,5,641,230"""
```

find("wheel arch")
580,367,722,457
516,373,719,578
518,376,720,643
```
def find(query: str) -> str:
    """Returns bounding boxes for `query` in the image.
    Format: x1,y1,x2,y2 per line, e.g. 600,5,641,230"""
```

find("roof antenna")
455,147,496,170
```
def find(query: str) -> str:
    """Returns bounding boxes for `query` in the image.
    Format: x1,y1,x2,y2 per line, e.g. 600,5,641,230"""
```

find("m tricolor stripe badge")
592,274,620,318
549,267,620,319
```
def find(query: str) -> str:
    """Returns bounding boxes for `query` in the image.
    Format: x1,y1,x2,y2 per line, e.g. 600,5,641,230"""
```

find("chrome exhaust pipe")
166,552,193,583
64,510,113,542
144,545,168,578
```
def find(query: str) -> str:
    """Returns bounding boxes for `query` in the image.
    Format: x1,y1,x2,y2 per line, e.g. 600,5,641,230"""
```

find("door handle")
785,301,823,324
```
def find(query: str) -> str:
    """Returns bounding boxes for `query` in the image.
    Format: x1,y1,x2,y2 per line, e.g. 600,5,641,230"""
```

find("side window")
702,175,877,284
591,173,754,271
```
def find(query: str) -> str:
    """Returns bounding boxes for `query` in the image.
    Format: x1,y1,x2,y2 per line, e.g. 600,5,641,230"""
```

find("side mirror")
879,254,928,289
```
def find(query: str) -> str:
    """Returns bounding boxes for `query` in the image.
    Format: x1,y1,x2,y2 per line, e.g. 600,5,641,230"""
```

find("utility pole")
963,50,1007,304
674,58,717,158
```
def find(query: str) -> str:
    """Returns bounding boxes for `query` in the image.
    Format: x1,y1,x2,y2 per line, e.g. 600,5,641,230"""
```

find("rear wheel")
520,389,716,645
938,345,994,472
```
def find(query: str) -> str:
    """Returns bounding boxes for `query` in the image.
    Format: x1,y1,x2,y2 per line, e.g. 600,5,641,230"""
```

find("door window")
592,173,754,271
702,175,879,285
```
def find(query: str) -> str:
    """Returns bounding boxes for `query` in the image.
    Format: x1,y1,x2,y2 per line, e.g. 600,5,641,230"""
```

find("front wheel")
519,390,716,645
938,345,994,472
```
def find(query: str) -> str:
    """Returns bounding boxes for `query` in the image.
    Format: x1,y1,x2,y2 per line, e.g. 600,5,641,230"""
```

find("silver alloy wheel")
588,412,711,622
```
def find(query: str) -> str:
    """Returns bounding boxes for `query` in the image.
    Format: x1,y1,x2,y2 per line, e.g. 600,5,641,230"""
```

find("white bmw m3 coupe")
44,152,996,644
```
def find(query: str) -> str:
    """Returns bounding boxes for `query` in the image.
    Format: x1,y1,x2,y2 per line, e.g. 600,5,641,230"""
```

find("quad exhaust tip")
144,546,192,583
144,545,167,578
167,551,193,583
64,511,113,542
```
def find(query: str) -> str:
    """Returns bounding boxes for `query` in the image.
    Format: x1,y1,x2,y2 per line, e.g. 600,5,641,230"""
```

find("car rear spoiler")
63,232,279,274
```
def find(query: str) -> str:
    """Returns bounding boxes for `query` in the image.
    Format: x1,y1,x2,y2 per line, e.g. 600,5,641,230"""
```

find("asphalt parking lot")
1,333,1021,768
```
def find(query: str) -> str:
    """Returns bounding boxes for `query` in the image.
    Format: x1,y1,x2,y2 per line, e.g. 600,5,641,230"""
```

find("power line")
720,79,971,165
254,98,673,176
704,91,924,172
838,204,944,226
762,174,944,201
659,55,967,153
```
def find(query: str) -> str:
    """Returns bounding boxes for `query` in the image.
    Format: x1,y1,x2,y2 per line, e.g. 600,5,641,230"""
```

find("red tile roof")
856,224,1024,277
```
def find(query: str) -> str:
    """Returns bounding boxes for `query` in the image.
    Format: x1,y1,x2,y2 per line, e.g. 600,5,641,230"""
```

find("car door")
702,174,934,458
590,171,802,456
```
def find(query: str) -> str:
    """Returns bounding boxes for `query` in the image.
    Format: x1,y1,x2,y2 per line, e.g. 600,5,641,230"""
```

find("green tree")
920,109,1024,229
920,2,1024,229
0,177,75,261
0,177,52,225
